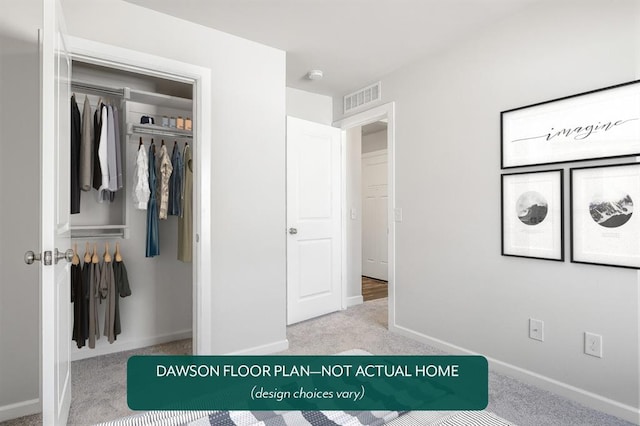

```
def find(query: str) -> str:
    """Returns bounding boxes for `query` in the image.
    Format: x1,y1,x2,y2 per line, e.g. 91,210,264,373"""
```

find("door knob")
54,248,74,264
24,250,41,265
288,227,298,235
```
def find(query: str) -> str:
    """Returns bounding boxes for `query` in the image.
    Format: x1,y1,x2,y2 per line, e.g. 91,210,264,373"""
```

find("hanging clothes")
79,95,93,192
146,143,160,257
88,260,101,348
97,104,110,201
178,144,193,262
106,104,118,192
81,258,91,346
70,262,85,348
70,95,81,214
158,143,173,220
168,142,183,216
113,105,123,191
92,100,103,191
113,260,132,339
99,259,116,344
133,142,150,210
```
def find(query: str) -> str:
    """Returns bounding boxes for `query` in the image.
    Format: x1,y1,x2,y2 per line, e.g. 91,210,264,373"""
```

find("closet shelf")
128,88,192,111
70,81,192,111
71,225,127,230
71,80,126,98
70,225,127,239
128,123,193,139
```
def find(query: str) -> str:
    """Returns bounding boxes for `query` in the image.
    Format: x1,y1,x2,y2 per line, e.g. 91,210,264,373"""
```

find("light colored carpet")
1,298,635,426
277,298,634,426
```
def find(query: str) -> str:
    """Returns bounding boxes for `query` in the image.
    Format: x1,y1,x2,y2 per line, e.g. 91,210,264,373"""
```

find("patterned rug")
96,409,516,426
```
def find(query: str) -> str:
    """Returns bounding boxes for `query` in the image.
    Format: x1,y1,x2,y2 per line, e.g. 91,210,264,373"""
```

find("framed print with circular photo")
501,170,564,261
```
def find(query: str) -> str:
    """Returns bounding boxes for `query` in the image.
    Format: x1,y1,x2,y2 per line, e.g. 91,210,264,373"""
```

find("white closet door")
39,0,72,424
362,150,388,281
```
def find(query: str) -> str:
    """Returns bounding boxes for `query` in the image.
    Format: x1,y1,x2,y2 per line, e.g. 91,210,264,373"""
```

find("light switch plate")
529,318,544,342
394,208,403,222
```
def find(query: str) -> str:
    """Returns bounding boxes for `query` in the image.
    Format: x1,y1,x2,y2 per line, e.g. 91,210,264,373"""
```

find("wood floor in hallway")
362,276,388,301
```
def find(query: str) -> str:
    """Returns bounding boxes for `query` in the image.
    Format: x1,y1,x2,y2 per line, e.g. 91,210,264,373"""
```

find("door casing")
334,102,396,328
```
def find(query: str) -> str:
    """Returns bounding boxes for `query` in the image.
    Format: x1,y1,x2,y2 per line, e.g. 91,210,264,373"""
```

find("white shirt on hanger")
132,144,150,210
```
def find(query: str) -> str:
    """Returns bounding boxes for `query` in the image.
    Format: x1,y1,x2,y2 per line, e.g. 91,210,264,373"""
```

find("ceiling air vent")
344,81,381,114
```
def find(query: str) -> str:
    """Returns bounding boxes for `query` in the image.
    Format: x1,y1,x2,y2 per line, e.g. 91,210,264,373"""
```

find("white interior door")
362,150,388,281
287,116,342,325
39,0,72,424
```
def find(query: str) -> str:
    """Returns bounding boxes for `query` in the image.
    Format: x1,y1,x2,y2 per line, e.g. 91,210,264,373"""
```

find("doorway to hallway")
336,101,396,328
362,276,388,301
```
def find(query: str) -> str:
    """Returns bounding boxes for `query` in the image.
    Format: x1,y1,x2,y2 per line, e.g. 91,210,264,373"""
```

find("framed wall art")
571,163,640,269
501,170,564,261
501,80,640,169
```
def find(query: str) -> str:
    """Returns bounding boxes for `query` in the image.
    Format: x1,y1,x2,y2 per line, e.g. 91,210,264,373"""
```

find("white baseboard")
71,330,192,361
0,398,39,422
346,295,363,307
227,339,289,355
390,324,640,425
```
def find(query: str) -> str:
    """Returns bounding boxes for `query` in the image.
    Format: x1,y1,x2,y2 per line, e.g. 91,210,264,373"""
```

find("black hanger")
138,137,143,151
161,139,165,146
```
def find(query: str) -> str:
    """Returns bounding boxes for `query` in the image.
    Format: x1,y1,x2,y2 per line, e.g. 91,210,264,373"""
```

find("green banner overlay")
128,355,488,411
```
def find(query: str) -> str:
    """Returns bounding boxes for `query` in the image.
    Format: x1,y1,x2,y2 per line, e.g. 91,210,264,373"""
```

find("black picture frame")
501,80,640,169
501,169,564,261
571,162,640,269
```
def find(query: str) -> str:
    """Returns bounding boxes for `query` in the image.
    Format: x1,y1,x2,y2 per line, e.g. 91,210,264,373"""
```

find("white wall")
362,129,387,154
0,0,287,419
0,9,41,420
286,87,333,125
335,0,640,421
345,127,363,304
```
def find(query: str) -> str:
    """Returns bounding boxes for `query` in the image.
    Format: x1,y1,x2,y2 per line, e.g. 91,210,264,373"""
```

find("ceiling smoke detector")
307,70,323,80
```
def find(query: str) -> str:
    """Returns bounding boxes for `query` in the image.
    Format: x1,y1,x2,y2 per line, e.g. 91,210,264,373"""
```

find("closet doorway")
68,59,196,361
65,37,212,349
37,25,212,425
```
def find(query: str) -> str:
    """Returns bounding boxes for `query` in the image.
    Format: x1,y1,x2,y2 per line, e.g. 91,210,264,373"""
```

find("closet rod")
71,232,125,240
129,124,193,139
71,80,127,98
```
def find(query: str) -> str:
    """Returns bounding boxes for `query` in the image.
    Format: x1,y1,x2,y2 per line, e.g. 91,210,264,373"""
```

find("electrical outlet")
529,318,544,342
584,332,603,358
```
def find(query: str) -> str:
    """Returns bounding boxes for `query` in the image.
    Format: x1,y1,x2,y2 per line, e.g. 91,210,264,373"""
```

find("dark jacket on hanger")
112,260,131,338
92,102,103,191
70,95,81,214
168,143,183,216
71,263,85,348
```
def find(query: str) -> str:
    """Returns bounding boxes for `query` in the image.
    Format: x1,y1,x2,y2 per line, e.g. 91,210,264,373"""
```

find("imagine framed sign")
501,80,640,169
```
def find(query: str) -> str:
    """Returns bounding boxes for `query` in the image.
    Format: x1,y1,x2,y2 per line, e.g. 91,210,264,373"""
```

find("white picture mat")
572,165,640,268
502,82,640,168
503,171,562,259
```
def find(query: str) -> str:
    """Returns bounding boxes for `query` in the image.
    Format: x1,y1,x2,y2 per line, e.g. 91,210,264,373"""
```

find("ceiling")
125,0,540,98
362,121,387,136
